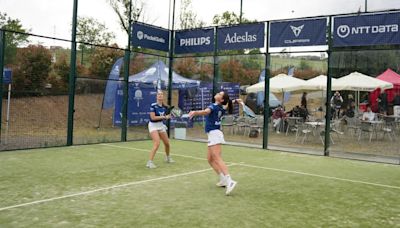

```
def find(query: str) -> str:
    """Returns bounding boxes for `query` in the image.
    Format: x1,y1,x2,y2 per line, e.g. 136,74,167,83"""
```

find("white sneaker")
216,180,227,187
165,156,175,163
146,161,157,169
225,180,237,195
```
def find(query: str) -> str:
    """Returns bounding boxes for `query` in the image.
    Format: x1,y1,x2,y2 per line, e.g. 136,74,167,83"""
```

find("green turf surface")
0,140,399,227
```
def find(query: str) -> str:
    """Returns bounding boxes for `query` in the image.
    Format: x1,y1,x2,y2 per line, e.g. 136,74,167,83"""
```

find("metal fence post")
67,0,78,146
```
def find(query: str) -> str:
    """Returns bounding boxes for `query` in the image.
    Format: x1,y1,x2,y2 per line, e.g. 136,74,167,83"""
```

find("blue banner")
3,68,12,84
102,57,123,109
131,23,170,52
175,28,214,54
333,12,400,47
114,83,157,126
114,82,240,126
217,23,265,50
270,18,327,47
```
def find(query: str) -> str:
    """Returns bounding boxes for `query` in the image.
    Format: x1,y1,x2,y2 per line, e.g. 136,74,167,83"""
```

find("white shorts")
148,121,167,133
207,130,225,146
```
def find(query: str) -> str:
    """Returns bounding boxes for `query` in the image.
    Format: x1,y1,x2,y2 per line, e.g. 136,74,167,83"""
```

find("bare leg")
158,131,170,156
209,144,229,175
207,146,220,174
149,131,160,161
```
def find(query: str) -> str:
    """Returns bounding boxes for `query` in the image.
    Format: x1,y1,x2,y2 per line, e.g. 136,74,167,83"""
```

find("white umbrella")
304,75,338,91
246,74,308,93
334,71,393,92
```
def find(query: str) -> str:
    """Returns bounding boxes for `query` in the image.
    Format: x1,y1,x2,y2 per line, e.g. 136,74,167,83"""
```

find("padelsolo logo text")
136,31,166,43
337,24,398,38
224,32,257,44
180,37,211,47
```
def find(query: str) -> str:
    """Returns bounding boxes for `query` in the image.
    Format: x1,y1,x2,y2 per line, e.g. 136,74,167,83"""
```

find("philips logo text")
180,37,210,47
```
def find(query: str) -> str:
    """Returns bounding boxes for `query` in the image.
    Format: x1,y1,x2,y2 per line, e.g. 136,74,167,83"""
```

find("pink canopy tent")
369,69,400,112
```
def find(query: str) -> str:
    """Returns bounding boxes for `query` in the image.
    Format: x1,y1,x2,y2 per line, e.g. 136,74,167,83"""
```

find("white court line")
238,163,400,190
0,166,234,212
101,143,208,161
101,143,400,190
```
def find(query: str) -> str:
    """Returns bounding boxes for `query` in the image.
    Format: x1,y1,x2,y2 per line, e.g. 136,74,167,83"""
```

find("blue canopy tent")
112,60,200,126
128,60,200,89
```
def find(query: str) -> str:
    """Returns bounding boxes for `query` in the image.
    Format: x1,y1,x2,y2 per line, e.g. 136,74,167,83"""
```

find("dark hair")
221,91,233,114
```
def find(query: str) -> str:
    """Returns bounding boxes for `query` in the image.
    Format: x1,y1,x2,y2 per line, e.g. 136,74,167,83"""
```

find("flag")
102,57,124,109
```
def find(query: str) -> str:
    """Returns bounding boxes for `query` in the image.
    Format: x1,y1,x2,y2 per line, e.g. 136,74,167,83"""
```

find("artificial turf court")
0,140,399,227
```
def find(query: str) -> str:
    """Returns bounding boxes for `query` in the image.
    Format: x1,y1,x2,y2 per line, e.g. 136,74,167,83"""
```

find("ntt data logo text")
136,31,166,43
337,24,399,38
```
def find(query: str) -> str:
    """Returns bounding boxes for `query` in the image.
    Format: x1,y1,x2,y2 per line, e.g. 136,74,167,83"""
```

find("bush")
12,45,52,94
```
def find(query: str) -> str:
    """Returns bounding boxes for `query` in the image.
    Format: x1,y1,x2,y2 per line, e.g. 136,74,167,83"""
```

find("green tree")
89,44,124,79
212,11,253,26
77,16,115,48
13,45,52,93
53,54,70,86
0,12,29,65
299,59,311,70
77,16,116,65
107,0,145,35
179,0,205,29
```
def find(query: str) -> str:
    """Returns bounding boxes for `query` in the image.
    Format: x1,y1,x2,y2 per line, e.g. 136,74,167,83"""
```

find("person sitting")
343,106,355,118
362,105,376,121
272,105,285,133
287,105,300,117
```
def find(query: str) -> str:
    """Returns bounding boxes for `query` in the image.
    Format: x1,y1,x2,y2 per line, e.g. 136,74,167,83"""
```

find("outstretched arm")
189,108,211,119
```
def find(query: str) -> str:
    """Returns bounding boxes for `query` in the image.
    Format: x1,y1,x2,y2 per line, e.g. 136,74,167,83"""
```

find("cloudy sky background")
1,0,399,47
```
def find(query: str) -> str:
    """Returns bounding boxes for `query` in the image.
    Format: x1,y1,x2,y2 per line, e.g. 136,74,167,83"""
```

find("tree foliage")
77,16,115,49
107,0,145,35
212,11,253,26
89,45,124,79
0,12,29,65
13,45,52,93
179,0,204,29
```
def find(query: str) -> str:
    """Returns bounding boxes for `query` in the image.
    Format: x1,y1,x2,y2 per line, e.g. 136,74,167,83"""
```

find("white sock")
225,174,232,183
219,173,225,182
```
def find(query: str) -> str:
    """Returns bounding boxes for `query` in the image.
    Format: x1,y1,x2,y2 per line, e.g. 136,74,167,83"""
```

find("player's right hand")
188,111,196,119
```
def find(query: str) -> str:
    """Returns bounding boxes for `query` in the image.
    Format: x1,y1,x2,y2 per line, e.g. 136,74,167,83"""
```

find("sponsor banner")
114,83,157,126
175,28,214,54
217,23,265,50
270,18,327,47
3,68,12,84
131,22,170,51
334,12,400,47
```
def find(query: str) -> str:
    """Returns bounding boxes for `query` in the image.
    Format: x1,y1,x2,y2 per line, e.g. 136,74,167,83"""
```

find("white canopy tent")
334,72,393,92
304,75,338,91
246,74,308,94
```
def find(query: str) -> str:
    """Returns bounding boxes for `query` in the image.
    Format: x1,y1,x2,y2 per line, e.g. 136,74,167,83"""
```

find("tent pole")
262,21,271,150
5,83,11,144
324,16,333,156
167,0,176,137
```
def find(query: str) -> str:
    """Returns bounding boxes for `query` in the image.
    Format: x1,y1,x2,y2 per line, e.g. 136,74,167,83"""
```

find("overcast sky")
1,0,399,47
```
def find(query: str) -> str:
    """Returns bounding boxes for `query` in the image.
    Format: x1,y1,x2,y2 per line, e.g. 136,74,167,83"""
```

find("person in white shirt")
362,105,376,121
